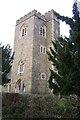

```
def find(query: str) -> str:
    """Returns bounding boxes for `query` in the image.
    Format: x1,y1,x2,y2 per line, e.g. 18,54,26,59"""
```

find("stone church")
11,9,60,94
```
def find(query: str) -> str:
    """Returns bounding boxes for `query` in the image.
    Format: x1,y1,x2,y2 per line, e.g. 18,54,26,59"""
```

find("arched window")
39,25,46,38
22,27,27,37
20,24,27,37
40,27,42,36
18,61,24,74
43,28,45,37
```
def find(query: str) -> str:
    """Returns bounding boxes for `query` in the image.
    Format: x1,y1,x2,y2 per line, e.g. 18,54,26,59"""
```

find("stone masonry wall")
11,16,35,93
11,9,60,94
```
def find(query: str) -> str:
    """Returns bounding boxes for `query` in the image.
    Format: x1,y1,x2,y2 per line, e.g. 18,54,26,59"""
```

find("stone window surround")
39,25,46,38
22,27,27,37
40,45,46,54
19,24,27,38
41,73,46,80
18,61,24,74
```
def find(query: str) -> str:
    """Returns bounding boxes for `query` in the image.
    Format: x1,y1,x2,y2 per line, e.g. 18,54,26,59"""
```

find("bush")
2,93,79,119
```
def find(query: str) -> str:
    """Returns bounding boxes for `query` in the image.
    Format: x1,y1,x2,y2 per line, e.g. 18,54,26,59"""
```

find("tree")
47,1,80,96
0,44,14,85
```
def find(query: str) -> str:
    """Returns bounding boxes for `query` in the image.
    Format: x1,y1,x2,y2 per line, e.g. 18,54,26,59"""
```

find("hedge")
2,93,80,119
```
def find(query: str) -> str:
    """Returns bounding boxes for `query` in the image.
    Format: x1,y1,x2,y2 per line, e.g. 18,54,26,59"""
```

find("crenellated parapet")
16,9,46,25
45,9,58,21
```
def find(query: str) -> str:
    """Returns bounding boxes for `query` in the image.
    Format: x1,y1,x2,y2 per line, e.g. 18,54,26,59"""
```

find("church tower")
11,9,60,94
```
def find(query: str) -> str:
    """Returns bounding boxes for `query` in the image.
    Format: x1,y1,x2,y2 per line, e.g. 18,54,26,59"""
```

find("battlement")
45,9,57,21
45,9,54,15
16,9,59,25
16,9,46,25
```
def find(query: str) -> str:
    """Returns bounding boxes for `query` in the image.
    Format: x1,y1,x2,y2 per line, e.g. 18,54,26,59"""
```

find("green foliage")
53,96,78,118
0,44,14,85
48,2,80,95
2,93,79,119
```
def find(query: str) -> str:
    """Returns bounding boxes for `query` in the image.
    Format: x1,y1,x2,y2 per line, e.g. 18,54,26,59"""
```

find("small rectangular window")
41,73,46,80
40,45,46,54
40,46,43,53
43,47,46,54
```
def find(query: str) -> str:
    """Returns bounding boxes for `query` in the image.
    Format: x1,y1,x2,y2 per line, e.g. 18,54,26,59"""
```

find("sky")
0,0,80,48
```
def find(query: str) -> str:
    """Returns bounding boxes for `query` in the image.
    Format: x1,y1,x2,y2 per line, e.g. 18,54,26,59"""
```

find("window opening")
41,73,46,80
22,29,24,36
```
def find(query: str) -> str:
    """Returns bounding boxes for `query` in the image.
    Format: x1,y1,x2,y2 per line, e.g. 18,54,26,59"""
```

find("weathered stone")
11,9,60,94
